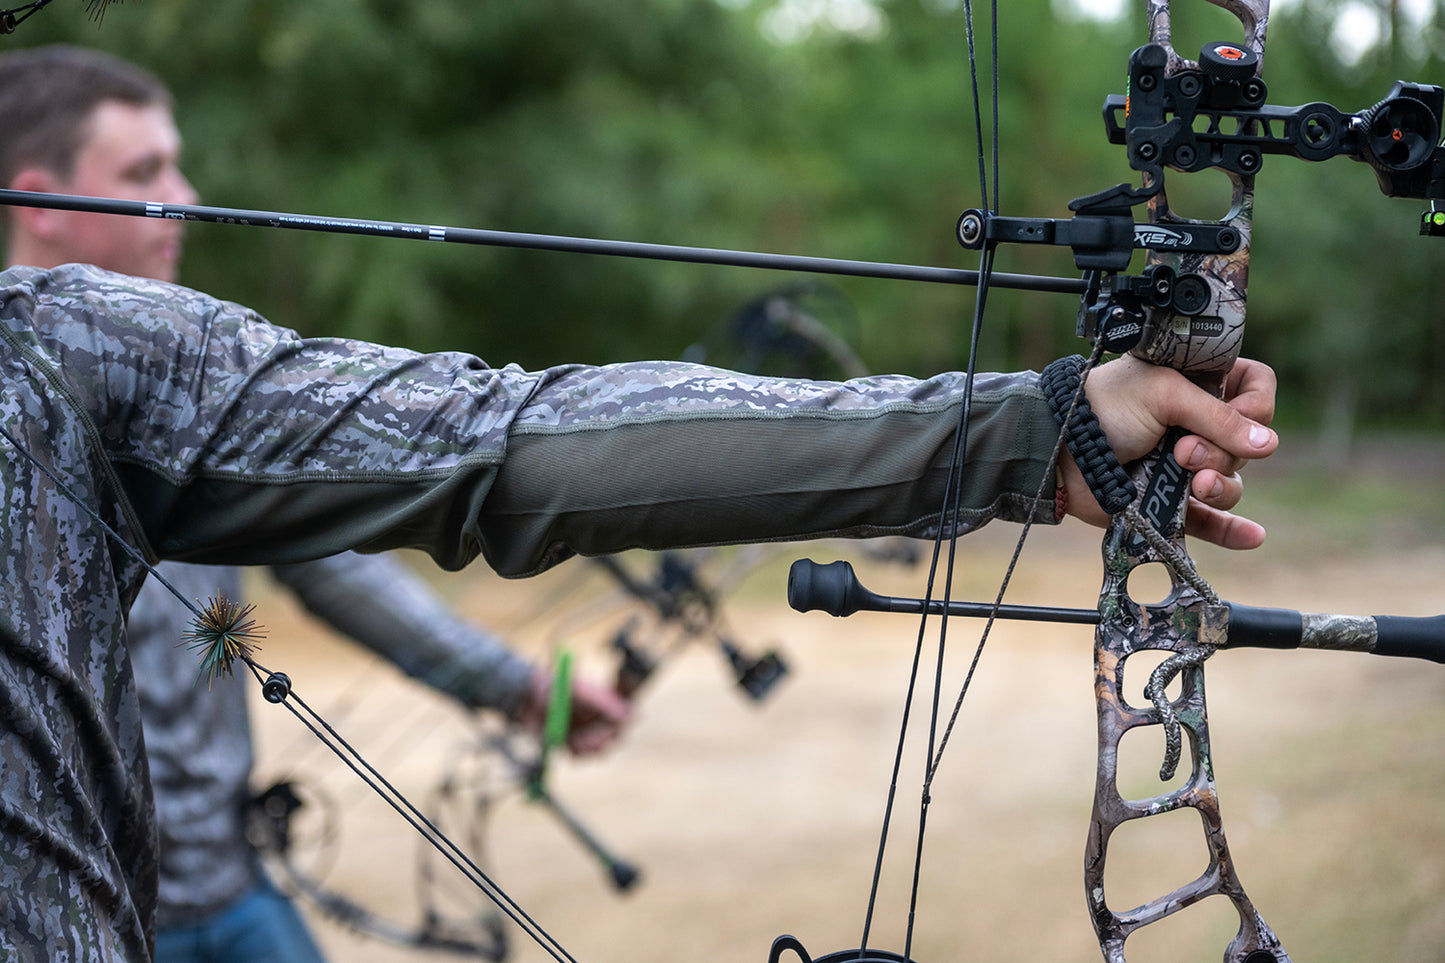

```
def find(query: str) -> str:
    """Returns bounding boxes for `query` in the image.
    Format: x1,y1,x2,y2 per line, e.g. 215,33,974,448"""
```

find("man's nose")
163,168,199,206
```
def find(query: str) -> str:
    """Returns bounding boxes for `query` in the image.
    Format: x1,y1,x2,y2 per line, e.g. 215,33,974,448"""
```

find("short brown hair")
0,44,171,187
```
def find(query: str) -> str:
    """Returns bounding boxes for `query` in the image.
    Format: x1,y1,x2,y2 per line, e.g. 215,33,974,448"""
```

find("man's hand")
1059,354,1279,550
518,669,632,755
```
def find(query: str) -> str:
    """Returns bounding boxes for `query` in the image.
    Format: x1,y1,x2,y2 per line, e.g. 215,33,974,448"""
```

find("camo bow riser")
1085,3,1288,961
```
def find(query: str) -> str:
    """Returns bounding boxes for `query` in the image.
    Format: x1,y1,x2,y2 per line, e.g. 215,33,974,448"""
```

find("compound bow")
781,2,1445,962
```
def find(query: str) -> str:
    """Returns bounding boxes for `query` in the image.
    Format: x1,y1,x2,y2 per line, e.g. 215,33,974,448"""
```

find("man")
0,46,1277,963
0,44,631,963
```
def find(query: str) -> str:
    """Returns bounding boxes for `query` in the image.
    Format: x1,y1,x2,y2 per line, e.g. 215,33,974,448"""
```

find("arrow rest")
1076,265,1212,354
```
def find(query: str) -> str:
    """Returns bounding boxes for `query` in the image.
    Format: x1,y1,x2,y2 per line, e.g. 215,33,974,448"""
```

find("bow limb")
1084,2,1289,961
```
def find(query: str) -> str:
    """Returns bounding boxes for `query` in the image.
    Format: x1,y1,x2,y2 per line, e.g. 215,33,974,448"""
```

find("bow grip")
1126,252,1248,396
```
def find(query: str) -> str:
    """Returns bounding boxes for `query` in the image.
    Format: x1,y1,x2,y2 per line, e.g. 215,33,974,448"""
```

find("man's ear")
7,168,64,238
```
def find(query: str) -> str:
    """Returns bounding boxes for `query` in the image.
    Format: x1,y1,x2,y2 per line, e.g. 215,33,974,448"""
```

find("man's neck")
5,235,66,271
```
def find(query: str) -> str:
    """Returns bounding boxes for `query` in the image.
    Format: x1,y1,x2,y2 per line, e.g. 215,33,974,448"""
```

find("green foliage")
8,0,1444,433
15,0,806,366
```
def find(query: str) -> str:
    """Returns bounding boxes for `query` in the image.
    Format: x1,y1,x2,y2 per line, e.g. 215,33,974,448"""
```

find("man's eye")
123,160,165,185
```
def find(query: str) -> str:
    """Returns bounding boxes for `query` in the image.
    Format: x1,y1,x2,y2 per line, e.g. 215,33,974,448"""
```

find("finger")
1174,436,1251,479
1165,360,1278,473
574,684,632,726
1167,407,1271,477
514,668,552,733
568,702,630,751
1067,482,1265,548
567,720,622,755
563,685,632,756
1187,468,1243,511
1182,500,1267,550
1082,356,1275,466
1222,358,1278,425
1166,398,1277,467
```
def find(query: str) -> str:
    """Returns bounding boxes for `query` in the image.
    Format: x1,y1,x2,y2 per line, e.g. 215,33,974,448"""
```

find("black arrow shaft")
0,188,1089,294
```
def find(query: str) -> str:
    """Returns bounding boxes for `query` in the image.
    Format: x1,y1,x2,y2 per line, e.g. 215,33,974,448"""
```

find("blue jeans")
154,877,327,963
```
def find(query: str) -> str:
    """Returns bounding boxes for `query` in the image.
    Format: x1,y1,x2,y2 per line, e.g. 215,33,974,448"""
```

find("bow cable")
852,3,1101,960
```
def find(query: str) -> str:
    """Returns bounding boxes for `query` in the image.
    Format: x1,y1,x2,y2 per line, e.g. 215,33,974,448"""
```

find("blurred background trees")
10,0,1443,437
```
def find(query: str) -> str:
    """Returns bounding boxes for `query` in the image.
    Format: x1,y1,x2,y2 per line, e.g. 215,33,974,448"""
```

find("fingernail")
1184,441,1208,469
1248,425,1272,449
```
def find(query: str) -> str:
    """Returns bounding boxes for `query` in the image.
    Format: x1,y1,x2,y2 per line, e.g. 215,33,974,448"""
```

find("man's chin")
138,257,181,285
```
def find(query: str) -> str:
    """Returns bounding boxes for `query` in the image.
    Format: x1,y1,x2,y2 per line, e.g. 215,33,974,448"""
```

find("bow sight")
1107,42,1445,198
968,38,1445,224
959,40,1445,353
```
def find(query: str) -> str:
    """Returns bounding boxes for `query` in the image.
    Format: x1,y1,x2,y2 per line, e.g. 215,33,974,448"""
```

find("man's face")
47,100,198,282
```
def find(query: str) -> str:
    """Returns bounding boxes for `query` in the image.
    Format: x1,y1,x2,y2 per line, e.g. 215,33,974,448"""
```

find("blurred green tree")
13,0,813,366
7,0,1443,437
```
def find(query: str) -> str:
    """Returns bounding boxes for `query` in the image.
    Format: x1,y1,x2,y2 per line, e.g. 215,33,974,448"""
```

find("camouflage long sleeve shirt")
0,263,1057,961
128,552,534,930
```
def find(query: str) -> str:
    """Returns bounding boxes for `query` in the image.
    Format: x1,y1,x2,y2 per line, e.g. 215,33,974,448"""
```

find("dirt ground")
243,444,1445,963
